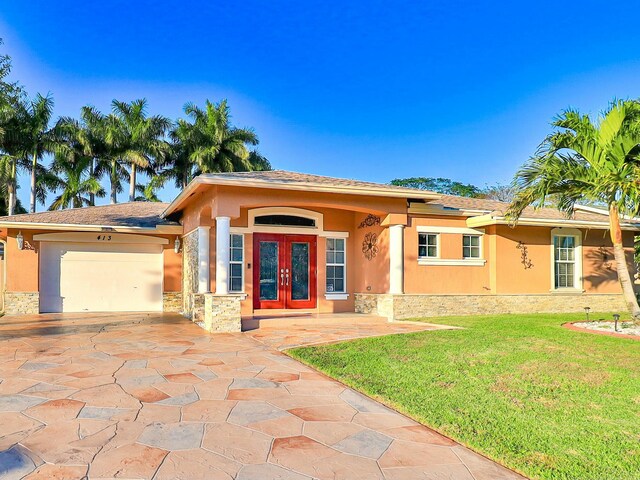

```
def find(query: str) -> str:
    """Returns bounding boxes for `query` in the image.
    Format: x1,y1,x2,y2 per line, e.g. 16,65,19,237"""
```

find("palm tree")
73,106,111,206
48,153,104,210
507,100,640,319
18,93,59,213
50,117,105,210
99,112,129,204
183,99,259,174
111,99,170,202
0,93,25,215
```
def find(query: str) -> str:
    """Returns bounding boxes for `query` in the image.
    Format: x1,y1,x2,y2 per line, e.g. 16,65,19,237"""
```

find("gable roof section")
0,202,182,233
419,195,640,230
162,170,441,217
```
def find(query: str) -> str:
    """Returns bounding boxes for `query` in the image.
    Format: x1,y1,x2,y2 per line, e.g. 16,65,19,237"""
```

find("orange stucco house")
1,170,638,331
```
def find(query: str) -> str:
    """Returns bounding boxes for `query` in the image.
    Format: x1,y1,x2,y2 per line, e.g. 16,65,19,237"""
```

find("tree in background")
17,93,60,213
48,154,105,210
390,177,482,197
482,183,517,202
1,39,270,210
110,99,170,202
182,99,258,174
48,118,105,210
507,100,640,320
0,39,25,215
158,100,267,191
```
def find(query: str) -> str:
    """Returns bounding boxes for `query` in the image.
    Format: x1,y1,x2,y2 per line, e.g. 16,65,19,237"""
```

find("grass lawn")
288,313,640,480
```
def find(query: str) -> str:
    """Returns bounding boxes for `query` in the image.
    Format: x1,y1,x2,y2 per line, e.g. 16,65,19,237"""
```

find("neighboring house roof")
0,202,182,233
422,195,640,230
162,170,442,217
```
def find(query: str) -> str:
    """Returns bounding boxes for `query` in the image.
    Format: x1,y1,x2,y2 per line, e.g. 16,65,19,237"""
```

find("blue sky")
3,1,640,206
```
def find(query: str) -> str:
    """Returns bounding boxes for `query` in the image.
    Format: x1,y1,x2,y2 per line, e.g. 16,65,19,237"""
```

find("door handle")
280,268,285,286
285,268,289,286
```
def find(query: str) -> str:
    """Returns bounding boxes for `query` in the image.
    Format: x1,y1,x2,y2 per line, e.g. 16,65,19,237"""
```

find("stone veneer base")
163,292,183,313
4,292,40,315
355,293,628,320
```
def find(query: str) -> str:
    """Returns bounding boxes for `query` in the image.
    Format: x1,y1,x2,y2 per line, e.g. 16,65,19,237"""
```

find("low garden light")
16,231,24,250
584,307,591,321
613,314,620,332
174,236,181,254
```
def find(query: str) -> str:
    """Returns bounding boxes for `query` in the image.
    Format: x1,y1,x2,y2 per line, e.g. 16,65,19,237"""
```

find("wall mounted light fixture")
16,231,24,250
174,236,181,253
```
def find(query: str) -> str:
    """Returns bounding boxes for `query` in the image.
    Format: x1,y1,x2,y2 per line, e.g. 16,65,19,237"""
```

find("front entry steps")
242,313,386,331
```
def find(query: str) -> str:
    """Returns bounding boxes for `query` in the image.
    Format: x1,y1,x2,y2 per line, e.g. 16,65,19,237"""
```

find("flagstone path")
0,313,524,479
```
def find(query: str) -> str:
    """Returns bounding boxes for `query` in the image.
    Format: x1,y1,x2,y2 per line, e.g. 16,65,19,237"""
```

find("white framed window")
326,238,346,294
229,234,244,292
551,229,582,291
418,233,439,258
463,234,481,259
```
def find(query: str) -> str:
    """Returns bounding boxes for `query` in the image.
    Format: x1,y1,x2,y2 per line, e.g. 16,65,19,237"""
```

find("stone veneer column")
215,216,231,295
389,224,405,294
203,293,242,332
197,227,210,293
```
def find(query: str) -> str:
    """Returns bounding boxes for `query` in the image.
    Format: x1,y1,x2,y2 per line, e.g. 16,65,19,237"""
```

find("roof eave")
466,215,640,231
161,176,442,218
0,221,183,234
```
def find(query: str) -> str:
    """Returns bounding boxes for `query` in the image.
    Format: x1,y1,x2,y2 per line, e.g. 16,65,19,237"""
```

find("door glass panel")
291,242,309,301
259,241,279,301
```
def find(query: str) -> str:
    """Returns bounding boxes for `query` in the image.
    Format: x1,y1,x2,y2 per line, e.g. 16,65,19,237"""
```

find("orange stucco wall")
6,229,40,292
402,219,637,295
404,216,492,294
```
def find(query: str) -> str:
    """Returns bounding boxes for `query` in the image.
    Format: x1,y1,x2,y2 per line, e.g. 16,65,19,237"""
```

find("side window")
462,235,481,258
418,233,438,258
326,238,346,293
229,234,244,292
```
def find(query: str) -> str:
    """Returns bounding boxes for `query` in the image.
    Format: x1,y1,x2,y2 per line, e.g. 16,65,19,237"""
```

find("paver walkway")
0,313,524,479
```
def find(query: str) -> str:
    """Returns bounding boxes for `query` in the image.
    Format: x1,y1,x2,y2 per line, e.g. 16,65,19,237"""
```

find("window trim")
550,228,583,292
418,232,439,259
325,237,347,299
228,233,244,293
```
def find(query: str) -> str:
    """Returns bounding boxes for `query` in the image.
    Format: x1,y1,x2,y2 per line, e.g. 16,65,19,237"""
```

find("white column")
389,224,405,294
197,226,210,293
215,216,231,295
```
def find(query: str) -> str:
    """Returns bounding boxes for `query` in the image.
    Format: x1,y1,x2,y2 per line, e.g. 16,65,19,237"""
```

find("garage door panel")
40,242,163,313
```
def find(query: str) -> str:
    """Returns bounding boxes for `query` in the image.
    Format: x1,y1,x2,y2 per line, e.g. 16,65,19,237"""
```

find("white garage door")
40,242,163,313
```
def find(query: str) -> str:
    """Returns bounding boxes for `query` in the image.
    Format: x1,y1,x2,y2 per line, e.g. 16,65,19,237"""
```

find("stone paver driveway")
0,313,523,480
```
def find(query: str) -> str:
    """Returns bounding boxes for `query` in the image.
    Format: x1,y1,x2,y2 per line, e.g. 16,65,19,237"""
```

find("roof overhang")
162,175,442,218
466,214,640,231
0,221,183,234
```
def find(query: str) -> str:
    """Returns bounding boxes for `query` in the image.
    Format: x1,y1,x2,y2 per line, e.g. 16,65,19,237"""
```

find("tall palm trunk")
29,150,37,213
609,205,640,320
7,158,16,216
89,158,95,206
110,159,118,204
129,163,136,202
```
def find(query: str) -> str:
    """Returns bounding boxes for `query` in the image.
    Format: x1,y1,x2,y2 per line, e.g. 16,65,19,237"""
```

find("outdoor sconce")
584,307,591,321
174,236,181,254
16,231,24,251
613,314,620,332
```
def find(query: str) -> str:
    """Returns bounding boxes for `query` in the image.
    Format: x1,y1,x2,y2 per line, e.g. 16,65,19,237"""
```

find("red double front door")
253,234,317,309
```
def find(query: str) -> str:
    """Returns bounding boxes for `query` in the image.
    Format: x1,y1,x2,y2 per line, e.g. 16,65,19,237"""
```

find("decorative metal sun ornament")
362,232,379,260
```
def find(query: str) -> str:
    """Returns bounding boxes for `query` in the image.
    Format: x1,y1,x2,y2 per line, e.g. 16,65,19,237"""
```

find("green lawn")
288,313,640,480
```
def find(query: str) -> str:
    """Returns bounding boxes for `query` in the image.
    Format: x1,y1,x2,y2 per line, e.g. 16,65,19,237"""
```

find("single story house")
2,170,638,331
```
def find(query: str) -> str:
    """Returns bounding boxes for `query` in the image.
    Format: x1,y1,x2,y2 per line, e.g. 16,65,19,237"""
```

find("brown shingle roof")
435,195,632,224
197,170,440,197
0,202,178,229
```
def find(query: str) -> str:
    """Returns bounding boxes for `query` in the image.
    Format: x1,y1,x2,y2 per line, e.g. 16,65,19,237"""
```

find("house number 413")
96,235,112,241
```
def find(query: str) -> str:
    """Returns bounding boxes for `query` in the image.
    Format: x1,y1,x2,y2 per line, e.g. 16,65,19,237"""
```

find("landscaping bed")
289,312,640,480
